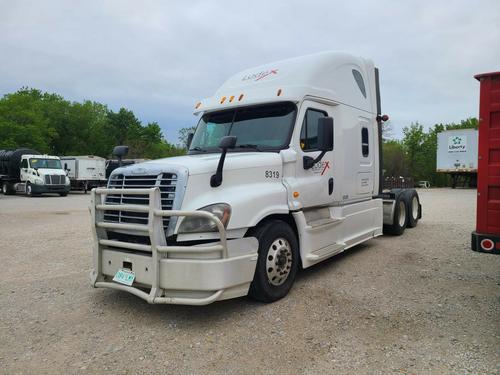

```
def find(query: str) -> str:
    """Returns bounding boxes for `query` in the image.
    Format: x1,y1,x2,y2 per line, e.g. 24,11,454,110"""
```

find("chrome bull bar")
90,187,228,305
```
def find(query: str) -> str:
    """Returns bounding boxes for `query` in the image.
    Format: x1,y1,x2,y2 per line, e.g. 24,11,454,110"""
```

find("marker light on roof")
238,94,244,101
195,102,202,109
220,96,226,104
229,95,235,102
277,89,282,96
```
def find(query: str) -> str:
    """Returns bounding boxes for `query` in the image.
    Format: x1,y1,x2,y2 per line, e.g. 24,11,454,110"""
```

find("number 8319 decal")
265,170,280,179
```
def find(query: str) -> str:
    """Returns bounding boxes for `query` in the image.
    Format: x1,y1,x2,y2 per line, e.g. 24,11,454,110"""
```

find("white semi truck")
90,52,422,305
0,148,70,197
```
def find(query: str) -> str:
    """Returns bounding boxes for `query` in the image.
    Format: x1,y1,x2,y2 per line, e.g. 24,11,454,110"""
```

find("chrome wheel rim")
398,201,406,227
411,196,419,219
27,185,31,195
266,237,292,286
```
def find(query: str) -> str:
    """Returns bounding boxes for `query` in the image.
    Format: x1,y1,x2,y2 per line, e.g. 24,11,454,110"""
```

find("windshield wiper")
236,144,263,152
190,146,207,153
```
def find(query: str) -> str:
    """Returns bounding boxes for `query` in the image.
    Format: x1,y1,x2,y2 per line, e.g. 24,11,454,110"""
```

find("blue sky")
1,0,499,143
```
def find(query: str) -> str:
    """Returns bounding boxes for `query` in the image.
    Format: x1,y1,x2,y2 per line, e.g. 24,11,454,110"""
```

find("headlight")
65,176,70,185
178,203,231,234
34,178,43,185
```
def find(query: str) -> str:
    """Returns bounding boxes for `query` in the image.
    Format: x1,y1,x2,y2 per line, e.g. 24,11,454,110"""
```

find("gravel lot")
0,188,498,374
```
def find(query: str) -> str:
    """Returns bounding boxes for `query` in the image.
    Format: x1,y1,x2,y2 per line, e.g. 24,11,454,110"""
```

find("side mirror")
218,135,237,150
113,145,129,158
112,145,129,167
186,132,194,149
303,117,334,169
317,117,334,152
210,136,237,187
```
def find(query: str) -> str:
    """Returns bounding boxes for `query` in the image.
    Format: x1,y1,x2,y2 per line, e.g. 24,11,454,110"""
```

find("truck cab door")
288,100,337,208
20,158,29,182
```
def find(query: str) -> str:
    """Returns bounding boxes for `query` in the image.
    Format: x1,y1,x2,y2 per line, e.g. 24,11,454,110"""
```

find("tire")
2,181,14,195
26,182,33,197
248,220,299,303
404,190,420,228
383,194,407,235
59,192,68,197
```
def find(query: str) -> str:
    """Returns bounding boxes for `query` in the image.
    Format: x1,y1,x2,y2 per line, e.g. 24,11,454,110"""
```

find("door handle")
328,178,334,195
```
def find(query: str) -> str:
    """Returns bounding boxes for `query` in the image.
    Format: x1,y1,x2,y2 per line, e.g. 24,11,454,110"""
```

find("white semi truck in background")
91,51,422,305
0,148,70,197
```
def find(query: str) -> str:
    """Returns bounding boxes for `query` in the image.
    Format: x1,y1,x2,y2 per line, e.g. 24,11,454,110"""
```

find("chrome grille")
103,173,177,231
44,175,64,185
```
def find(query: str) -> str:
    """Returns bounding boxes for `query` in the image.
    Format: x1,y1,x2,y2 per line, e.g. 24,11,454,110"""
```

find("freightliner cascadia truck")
0,149,70,197
90,52,422,305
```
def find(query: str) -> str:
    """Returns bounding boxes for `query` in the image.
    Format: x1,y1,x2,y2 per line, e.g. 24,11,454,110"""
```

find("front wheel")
249,220,299,303
26,182,34,197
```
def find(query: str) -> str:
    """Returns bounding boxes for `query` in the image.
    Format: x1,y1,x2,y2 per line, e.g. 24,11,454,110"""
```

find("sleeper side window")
352,69,367,98
361,127,369,157
21,159,28,168
300,108,327,151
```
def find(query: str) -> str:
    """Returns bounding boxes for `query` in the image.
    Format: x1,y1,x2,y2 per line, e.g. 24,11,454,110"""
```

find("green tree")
178,126,197,148
0,87,185,159
383,140,407,177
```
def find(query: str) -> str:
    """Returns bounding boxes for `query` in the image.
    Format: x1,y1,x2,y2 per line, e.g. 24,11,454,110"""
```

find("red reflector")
480,238,494,251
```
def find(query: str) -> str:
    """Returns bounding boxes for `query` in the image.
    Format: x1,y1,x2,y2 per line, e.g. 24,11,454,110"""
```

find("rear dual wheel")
404,190,420,228
384,196,408,235
2,181,14,195
383,190,420,235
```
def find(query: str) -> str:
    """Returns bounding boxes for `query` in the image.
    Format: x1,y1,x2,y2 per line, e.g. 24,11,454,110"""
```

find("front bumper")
32,184,70,194
90,187,258,305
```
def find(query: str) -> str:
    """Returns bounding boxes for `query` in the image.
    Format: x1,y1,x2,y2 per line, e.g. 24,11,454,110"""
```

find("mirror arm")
303,151,326,170
210,149,228,187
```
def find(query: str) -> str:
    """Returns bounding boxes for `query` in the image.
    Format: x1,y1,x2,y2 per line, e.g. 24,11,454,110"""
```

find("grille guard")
90,187,229,305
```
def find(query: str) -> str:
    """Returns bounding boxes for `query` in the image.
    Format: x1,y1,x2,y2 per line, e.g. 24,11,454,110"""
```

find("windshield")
30,158,62,169
189,102,296,153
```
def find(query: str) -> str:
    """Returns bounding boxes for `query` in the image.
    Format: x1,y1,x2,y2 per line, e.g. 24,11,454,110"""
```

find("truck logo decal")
311,160,331,175
448,135,467,153
242,69,278,82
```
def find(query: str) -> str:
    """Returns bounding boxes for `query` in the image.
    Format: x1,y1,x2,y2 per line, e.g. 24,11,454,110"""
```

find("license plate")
113,269,135,286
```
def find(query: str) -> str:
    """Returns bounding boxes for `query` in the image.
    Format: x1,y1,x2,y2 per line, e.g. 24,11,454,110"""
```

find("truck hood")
115,152,282,176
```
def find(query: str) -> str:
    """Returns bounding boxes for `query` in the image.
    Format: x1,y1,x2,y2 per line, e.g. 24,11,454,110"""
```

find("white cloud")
0,0,499,141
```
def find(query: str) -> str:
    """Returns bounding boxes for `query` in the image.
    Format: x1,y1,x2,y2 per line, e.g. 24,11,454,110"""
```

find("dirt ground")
0,188,498,374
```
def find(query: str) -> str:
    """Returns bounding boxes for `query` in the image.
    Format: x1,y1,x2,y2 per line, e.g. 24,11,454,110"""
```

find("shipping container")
471,71,500,254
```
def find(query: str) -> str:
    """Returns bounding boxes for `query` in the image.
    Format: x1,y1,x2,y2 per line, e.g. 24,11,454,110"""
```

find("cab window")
21,159,28,168
300,108,327,151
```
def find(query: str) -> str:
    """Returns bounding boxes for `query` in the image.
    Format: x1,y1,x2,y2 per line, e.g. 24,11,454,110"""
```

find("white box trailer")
61,156,106,193
437,129,478,188
90,51,422,305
